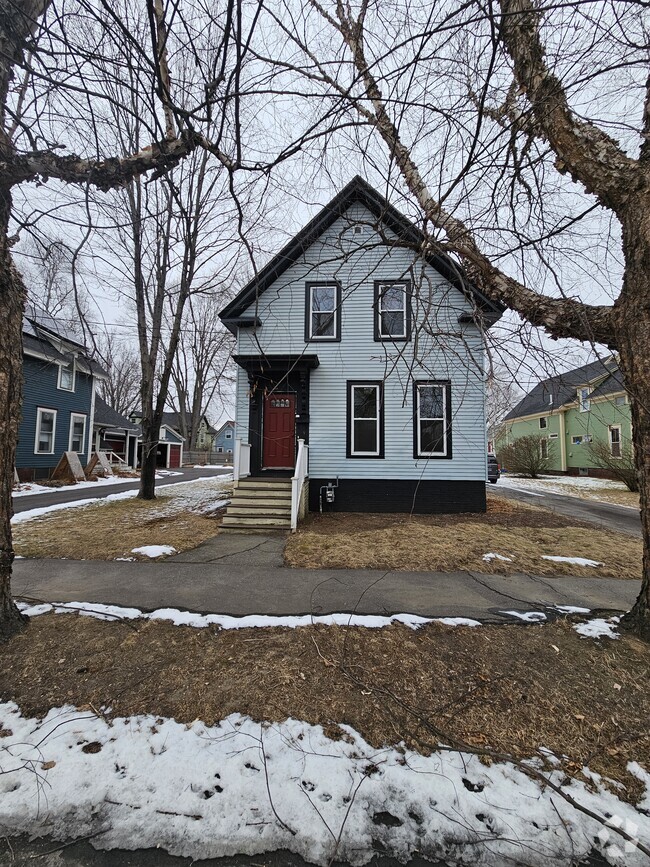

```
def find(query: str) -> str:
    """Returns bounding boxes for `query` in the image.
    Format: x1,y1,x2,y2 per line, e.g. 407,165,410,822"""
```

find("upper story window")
539,416,547,429
375,280,411,340
58,360,75,391
578,387,590,412
374,281,411,341
305,282,341,341
225,430,232,439
347,382,384,458
35,408,57,454
414,381,452,459
615,395,626,406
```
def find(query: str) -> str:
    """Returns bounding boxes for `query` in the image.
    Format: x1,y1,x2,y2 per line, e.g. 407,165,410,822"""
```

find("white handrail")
290,438,309,531
233,438,251,483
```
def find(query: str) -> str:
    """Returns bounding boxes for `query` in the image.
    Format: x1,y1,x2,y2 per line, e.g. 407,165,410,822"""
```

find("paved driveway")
12,467,232,514
491,485,641,536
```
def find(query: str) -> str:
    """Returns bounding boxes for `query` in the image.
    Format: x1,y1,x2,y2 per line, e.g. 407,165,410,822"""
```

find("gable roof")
94,395,140,432
219,176,505,332
503,357,621,421
160,410,211,433
22,303,107,378
213,420,235,437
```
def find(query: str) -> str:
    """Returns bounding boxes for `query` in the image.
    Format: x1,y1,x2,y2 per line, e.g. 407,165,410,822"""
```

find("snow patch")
542,556,604,567
0,702,647,866
573,617,620,640
12,475,233,525
500,610,547,623
131,545,177,558
482,552,512,563
15,602,482,632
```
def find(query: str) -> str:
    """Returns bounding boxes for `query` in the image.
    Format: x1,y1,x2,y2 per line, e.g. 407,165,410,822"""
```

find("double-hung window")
347,382,383,458
374,281,410,341
58,360,75,391
69,413,87,453
578,387,590,412
35,408,57,454
540,439,549,459
305,282,340,341
609,425,622,458
414,381,451,458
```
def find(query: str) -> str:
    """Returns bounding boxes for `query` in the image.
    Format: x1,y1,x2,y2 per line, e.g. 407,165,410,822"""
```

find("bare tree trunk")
0,188,28,639
616,211,650,637
139,419,159,501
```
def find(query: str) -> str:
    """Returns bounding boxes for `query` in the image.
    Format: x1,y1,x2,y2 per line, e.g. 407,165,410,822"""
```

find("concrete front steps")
221,477,292,532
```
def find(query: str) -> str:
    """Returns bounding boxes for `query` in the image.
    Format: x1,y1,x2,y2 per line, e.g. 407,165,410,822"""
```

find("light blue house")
212,420,235,458
219,177,504,522
17,304,105,481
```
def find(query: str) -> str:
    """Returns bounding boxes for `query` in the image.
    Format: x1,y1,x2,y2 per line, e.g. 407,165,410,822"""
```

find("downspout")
559,409,567,472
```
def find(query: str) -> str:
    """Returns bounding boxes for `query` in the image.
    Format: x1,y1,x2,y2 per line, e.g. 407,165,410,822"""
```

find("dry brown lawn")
1,613,648,803
284,497,642,579
13,495,227,561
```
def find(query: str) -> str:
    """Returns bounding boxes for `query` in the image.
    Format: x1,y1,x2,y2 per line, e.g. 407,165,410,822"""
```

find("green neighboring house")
495,357,631,476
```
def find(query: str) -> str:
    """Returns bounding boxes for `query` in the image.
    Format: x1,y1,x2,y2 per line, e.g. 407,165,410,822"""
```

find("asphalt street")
11,466,232,513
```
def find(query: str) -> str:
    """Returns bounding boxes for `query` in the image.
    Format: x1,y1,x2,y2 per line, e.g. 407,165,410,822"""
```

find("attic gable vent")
353,225,365,235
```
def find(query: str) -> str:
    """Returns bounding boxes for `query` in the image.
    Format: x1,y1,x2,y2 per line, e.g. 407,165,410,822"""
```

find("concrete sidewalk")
12,533,638,620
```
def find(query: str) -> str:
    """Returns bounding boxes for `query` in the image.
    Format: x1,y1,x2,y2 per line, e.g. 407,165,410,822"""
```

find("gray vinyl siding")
236,203,487,481
17,355,94,469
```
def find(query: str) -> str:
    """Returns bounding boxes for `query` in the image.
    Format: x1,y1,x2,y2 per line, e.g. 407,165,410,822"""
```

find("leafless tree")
486,368,521,444
268,0,650,635
95,331,141,418
0,0,250,638
168,294,235,449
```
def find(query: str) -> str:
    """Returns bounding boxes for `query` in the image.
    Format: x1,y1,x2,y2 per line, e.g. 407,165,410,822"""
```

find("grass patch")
13,481,232,560
284,498,642,578
1,613,648,803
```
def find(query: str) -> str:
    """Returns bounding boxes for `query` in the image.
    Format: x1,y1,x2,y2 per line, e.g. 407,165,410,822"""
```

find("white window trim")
571,436,582,445
308,284,338,340
377,282,407,339
416,383,448,457
57,360,76,392
609,424,622,458
69,412,87,453
34,407,57,455
540,439,549,459
225,430,232,438
350,384,381,456
578,387,590,412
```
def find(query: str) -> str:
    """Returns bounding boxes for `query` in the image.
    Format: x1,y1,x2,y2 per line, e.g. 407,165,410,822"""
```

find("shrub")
498,435,554,478
588,439,639,492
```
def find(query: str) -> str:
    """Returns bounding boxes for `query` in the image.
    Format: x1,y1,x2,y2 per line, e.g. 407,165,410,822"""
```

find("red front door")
263,394,296,469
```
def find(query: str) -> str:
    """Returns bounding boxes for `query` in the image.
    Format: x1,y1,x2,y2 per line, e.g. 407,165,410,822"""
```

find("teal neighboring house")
17,303,106,481
496,357,631,476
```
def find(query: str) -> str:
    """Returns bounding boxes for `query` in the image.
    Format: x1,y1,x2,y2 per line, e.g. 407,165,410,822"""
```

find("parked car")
487,453,500,484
